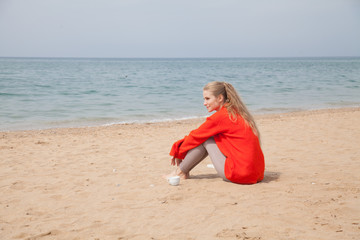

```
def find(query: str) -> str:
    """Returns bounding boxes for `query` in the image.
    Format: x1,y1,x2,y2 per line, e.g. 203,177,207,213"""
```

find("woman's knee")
203,137,215,147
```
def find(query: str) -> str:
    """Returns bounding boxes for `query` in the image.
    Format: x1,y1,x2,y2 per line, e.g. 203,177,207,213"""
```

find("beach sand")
0,108,359,240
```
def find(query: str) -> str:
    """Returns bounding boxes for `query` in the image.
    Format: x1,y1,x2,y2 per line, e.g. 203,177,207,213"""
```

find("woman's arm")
170,111,227,159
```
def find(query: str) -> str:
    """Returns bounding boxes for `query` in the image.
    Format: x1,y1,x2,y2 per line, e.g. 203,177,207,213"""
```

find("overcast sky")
0,0,359,58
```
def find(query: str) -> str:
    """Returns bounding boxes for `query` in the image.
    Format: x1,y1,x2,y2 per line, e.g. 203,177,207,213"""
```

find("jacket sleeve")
169,111,227,159
169,138,185,158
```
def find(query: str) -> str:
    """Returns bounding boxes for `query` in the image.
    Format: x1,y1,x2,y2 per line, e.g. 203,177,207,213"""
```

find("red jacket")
170,107,264,184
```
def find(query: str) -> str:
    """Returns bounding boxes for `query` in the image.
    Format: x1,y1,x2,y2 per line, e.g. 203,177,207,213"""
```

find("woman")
166,81,264,184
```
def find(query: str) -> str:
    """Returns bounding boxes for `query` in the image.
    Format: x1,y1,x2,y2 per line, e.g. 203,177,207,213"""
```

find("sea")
0,57,359,131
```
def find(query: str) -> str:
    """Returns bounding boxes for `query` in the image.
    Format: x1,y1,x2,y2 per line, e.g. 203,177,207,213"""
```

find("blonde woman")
166,81,264,184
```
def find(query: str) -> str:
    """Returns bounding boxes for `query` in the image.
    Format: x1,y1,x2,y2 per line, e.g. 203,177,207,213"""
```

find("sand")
0,108,359,240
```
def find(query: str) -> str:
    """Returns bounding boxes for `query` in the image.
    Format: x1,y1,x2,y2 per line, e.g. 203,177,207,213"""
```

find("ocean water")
0,57,359,131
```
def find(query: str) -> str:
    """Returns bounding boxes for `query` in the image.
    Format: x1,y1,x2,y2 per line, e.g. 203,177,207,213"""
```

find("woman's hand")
171,157,182,166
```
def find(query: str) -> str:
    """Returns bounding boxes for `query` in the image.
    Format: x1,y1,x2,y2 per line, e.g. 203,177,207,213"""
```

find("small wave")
326,101,360,106
81,90,98,94
102,115,205,127
34,84,52,88
0,92,26,97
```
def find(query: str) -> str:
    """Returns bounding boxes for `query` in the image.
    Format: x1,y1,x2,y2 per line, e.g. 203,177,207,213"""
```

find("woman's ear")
217,94,224,103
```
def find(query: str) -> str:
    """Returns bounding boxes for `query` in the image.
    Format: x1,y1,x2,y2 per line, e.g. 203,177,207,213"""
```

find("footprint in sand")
216,228,262,240
10,181,25,190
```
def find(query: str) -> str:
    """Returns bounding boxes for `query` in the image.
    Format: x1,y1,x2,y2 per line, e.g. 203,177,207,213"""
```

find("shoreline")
1,106,359,239
1,106,359,134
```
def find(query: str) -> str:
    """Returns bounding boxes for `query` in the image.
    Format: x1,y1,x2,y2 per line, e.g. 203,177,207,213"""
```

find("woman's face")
203,90,224,112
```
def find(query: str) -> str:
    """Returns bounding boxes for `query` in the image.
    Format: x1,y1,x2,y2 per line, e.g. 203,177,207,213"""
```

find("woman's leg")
179,137,227,180
179,144,208,173
202,138,227,180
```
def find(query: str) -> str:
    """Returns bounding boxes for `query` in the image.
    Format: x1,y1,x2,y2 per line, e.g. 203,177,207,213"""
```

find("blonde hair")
203,81,260,139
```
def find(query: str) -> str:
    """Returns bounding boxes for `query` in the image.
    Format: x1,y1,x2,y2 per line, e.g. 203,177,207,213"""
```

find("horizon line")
1,55,359,59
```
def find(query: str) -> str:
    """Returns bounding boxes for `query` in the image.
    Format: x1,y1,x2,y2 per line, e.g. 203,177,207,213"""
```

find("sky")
0,0,359,58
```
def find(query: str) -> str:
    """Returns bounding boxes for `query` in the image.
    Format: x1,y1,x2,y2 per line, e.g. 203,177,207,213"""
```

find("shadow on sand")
188,171,281,183
190,173,220,179
261,171,281,183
